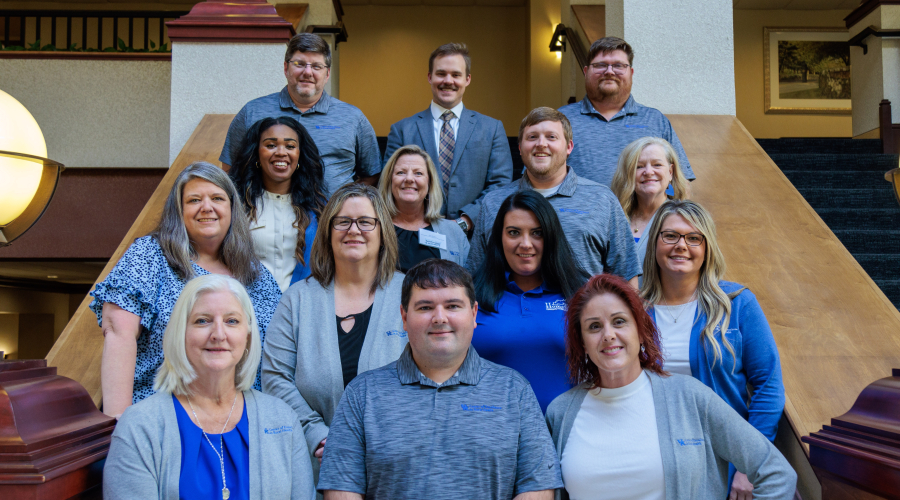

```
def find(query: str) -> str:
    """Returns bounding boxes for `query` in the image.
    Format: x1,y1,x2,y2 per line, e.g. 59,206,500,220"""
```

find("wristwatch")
456,217,469,234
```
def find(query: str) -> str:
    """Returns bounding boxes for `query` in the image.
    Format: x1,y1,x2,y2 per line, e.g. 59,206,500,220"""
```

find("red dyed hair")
565,274,667,387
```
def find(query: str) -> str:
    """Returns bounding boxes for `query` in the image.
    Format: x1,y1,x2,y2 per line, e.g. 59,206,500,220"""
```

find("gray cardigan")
546,372,796,500
261,273,408,478
432,217,470,266
103,389,315,500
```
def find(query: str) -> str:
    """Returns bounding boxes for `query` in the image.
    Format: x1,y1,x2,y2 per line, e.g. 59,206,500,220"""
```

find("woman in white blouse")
230,116,328,292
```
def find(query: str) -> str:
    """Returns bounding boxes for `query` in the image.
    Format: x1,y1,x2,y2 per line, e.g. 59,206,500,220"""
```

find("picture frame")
764,27,851,115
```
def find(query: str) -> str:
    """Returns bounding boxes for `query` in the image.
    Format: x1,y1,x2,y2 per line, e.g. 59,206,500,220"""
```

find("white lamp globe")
0,89,47,226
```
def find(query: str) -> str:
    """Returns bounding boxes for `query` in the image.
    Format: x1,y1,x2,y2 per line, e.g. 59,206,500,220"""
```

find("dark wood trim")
845,0,900,28
0,51,171,61
879,99,900,155
848,26,900,55
166,0,295,43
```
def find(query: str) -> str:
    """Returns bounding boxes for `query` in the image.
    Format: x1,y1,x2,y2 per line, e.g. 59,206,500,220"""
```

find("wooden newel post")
802,369,900,499
0,359,115,499
880,99,895,155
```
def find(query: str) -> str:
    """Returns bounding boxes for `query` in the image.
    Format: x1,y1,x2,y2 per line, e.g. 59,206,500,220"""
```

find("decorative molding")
845,0,900,29
0,52,171,61
166,0,296,44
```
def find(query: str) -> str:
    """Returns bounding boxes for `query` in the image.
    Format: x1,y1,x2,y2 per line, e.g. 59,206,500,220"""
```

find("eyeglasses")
588,62,631,74
332,216,378,232
658,230,705,247
288,60,329,72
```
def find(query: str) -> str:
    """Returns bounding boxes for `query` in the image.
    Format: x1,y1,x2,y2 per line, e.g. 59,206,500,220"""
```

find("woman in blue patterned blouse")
90,161,281,419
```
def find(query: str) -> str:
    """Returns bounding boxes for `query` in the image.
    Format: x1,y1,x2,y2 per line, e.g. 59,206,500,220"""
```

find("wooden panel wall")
669,115,900,450
44,114,234,405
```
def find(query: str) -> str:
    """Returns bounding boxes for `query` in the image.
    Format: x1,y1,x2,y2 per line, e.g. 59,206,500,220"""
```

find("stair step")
815,208,900,230
855,254,900,277
783,170,891,189
872,279,900,307
770,154,900,172
833,230,900,254
800,188,899,209
757,138,883,155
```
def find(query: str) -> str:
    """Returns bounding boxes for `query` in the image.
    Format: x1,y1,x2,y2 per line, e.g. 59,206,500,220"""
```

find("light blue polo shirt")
220,88,382,197
472,277,570,413
559,95,695,187
318,345,563,499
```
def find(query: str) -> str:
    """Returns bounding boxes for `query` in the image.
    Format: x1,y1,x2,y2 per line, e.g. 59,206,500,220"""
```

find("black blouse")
337,303,374,388
395,224,441,273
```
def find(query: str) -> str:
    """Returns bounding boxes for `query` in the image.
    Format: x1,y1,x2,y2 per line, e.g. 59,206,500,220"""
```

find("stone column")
846,2,900,137
605,0,735,115
166,0,295,165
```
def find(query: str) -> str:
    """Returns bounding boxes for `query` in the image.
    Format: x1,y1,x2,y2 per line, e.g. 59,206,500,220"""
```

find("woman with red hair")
545,274,795,500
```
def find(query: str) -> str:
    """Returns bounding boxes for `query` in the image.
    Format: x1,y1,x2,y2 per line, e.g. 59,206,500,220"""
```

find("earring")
255,161,260,169
640,344,646,353
243,348,250,358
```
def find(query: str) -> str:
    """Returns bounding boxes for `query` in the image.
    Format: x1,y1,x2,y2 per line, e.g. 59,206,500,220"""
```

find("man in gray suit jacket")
383,43,513,236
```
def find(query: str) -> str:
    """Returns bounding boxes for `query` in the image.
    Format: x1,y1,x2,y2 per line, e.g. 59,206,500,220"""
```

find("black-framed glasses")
288,60,329,72
588,62,631,74
332,216,378,232
658,230,705,246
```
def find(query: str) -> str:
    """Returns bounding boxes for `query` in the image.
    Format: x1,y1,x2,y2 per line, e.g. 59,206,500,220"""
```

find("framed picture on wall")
764,27,851,115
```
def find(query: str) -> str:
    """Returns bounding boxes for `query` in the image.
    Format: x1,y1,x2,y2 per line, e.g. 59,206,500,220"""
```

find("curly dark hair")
229,116,327,266
565,274,667,388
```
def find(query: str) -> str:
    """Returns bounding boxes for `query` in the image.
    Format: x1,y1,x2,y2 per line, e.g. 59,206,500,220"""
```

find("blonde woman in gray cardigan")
262,183,407,485
545,274,795,500
104,274,315,500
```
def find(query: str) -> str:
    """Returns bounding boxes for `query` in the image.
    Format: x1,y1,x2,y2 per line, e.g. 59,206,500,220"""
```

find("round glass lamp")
0,89,64,246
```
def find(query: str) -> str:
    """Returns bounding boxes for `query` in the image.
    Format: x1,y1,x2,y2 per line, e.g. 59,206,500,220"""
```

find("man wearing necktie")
384,43,513,237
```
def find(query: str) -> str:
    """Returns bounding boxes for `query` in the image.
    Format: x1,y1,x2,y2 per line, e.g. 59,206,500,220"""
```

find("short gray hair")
154,274,261,395
378,145,445,224
285,32,332,67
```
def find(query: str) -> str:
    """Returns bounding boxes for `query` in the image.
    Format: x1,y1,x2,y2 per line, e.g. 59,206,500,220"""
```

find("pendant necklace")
661,290,697,324
187,392,238,500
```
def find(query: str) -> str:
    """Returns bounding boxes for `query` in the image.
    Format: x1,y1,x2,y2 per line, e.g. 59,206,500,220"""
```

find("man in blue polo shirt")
559,36,695,187
318,259,562,500
220,33,381,197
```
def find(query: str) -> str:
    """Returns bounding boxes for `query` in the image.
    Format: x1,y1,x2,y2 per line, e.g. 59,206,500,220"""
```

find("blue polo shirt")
318,345,563,500
220,88,382,197
473,278,570,412
559,95,695,187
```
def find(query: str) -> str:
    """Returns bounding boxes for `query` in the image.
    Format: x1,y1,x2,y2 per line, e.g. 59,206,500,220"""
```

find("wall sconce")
550,23,567,52
0,89,64,246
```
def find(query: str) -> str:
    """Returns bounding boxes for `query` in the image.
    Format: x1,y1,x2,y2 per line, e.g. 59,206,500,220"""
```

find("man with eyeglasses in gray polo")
220,33,382,197
559,37,695,187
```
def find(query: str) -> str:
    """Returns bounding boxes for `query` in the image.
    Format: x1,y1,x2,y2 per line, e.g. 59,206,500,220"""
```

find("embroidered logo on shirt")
449,250,460,256
386,330,408,338
558,208,589,215
314,125,341,130
460,404,503,412
264,426,293,435
676,438,704,446
546,299,567,311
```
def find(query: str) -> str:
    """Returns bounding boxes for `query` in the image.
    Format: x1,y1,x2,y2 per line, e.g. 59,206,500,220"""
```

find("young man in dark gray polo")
318,259,562,500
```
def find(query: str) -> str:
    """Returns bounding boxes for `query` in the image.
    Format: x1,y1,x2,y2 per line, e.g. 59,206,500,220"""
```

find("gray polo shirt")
317,345,563,500
559,95,695,187
220,87,382,197
466,168,641,280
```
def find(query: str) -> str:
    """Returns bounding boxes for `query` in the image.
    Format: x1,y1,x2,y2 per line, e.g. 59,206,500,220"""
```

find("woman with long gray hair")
90,161,281,419
640,199,784,500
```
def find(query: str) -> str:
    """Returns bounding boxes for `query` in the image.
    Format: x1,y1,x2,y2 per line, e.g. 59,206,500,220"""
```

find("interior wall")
0,313,18,360
0,288,78,359
339,5,530,136
733,9,853,138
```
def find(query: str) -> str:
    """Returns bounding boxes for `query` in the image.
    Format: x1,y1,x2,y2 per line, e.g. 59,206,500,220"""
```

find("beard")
587,75,631,103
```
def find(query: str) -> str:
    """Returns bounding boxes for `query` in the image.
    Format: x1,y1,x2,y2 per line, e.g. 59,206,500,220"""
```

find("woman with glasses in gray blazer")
261,183,407,487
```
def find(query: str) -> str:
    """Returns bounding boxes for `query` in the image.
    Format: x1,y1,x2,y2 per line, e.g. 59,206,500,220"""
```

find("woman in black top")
377,145,469,272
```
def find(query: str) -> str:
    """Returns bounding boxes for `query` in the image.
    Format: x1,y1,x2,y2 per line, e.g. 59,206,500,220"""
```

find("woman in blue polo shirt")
472,190,590,412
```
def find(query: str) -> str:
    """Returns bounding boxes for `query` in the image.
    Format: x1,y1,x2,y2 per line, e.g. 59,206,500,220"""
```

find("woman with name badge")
377,145,469,273
472,190,590,412
229,116,328,292
641,199,784,500
610,137,690,274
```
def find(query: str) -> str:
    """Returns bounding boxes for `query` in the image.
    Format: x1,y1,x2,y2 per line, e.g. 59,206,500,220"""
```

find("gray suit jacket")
384,107,513,219
104,390,315,500
546,373,796,500
432,218,470,265
261,273,407,483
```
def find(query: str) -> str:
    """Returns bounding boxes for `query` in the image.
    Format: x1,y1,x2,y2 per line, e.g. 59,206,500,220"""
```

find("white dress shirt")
249,191,299,292
430,100,464,149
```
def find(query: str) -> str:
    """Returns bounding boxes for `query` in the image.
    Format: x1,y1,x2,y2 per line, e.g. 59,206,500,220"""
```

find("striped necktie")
439,110,455,189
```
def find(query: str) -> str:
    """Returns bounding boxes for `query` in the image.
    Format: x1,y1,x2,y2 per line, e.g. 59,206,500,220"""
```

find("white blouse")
560,371,665,500
250,191,299,292
655,300,697,376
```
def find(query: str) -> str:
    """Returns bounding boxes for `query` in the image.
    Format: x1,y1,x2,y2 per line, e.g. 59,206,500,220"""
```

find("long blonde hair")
640,199,737,369
611,137,690,218
378,145,444,223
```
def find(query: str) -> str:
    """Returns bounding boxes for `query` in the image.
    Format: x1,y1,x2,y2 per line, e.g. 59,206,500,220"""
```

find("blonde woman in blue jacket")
641,199,784,500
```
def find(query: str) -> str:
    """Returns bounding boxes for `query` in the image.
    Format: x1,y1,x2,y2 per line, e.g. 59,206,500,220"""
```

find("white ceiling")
733,0,860,9
342,0,526,6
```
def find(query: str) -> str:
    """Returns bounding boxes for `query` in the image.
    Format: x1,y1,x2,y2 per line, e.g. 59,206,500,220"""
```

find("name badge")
418,229,447,250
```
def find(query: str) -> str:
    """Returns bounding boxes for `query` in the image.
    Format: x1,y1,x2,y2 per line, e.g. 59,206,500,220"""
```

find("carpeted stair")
757,138,900,309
